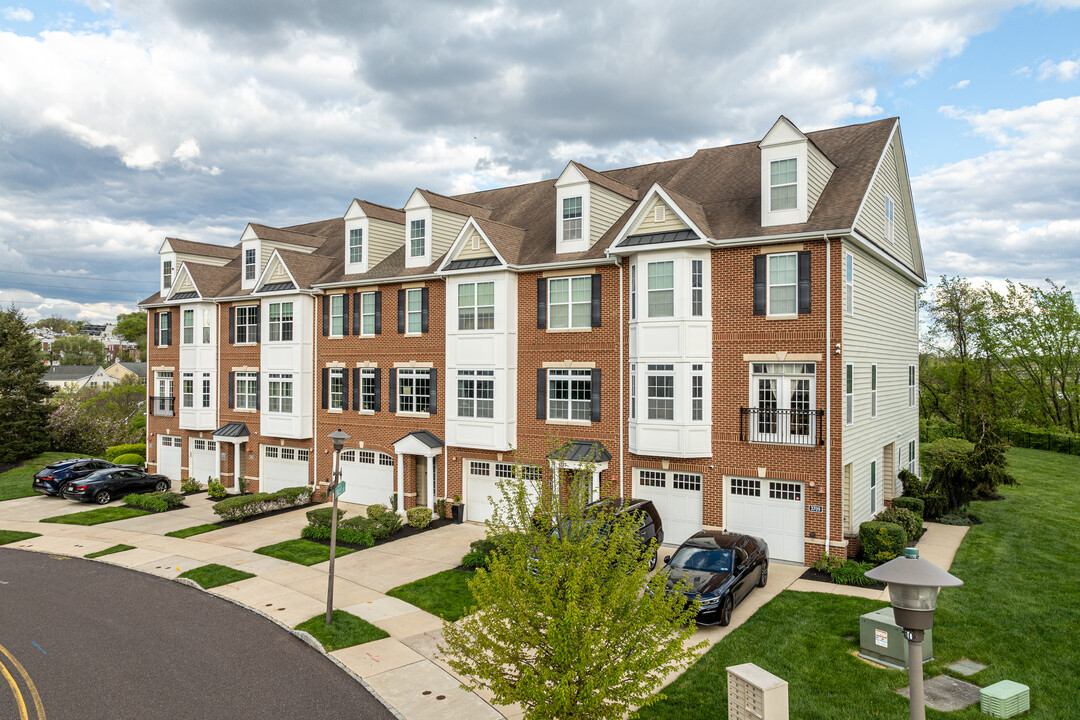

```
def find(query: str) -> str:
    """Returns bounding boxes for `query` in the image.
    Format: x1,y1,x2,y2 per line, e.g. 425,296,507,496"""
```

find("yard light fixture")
325,429,351,625
865,547,963,720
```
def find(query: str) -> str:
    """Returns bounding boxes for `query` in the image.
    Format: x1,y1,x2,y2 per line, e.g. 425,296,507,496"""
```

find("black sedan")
33,458,120,496
62,468,171,505
661,531,769,626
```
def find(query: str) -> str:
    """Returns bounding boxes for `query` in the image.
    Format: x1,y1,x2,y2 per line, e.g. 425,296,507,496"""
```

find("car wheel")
154,480,168,493
758,559,769,588
648,550,657,572
718,596,734,627
94,490,111,505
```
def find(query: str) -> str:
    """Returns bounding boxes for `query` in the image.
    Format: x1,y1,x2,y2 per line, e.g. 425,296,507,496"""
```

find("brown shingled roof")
165,237,237,259
351,200,406,225
655,184,712,237
417,189,493,219
184,263,235,297
249,223,326,248
273,249,335,289
571,162,639,200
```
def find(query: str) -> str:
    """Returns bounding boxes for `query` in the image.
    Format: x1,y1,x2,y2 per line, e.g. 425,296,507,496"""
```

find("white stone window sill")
357,409,375,415
396,411,431,418
328,408,343,414
546,327,591,334
765,314,798,321
234,342,259,347
404,332,423,337
546,418,592,427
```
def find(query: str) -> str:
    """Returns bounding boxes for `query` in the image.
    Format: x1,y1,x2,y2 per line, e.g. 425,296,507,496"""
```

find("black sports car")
33,458,121,496
662,531,769,626
61,468,171,505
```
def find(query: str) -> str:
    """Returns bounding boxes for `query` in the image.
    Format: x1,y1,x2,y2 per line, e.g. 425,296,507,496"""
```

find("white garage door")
157,435,182,481
464,460,542,524
633,469,703,546
189,439,220,484
339,450,395,506
261,445,310,493
725,477,805,563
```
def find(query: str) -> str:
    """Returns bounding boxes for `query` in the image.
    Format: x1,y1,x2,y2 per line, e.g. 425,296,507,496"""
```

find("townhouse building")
140,115,923,565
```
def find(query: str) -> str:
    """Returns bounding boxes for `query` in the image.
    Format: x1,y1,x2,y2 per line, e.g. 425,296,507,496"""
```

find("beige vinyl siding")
266,260,291,283
590,185,634,245
260,242,273,276
630,197,689,234
174,271,196,294
853,137,916,272
456,230,496,260
368,218,403,268
807,143,834,215
431,208,468,262
840,240,920,535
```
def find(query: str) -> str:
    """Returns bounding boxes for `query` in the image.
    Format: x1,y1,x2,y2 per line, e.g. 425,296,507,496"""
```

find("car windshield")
669,547,733,574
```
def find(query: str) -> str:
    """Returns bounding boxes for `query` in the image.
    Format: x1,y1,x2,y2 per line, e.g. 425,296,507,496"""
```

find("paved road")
0,548,395,720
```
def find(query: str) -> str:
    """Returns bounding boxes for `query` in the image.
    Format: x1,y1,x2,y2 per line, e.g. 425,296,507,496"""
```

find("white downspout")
824,233,832,558
313,296,319,493
617,257,624,499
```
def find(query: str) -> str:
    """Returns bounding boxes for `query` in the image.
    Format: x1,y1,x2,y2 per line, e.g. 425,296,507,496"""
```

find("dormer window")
410,219,426,258
770,159,798,211
244,248,256,281
349,228,363,264
562,197,583,241
163,261,173,289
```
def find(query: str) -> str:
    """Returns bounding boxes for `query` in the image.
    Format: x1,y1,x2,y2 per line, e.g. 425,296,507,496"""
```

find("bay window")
457,370,494,419
646,364,674,420
647,261,674,317
181,372,194,409
269,302,293,342
182,309,194,344
458,282,495,331
268,373,293,413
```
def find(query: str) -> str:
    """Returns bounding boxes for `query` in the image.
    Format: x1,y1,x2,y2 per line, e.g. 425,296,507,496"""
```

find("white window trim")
348,227,364,265
646,260,675,319
162,260,173,290
267,372,294,414
869,459,879,515
182,309,195,344
268,301,294,343
629,364,636,420
548,275,592,330
201,372,212,409
409,218,426,258
844,363,854,426
845,252,854,316
405,288,424,335
244,248,256,281
359,367,377,412
691,259,704,317
766,252,798,318
457,369,495,419
769,157,798,212
870,363,878,419
329,294,345,337
397,367,432,414
691,364,704,422
181,372,194,409
235,371,258,410
908,364,917,408
908,438,919,476
629,264,636,320
329,368,344,411
458,281,495,332
548,368,592,422
646,364,675,422
555,183,590,253
562,196,583,242
235,305,258,344
157,312,170,346
360,292,377,336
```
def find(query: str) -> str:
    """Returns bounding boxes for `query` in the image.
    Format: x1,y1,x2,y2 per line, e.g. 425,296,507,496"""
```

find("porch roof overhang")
392,430,444,457
212,422,250,443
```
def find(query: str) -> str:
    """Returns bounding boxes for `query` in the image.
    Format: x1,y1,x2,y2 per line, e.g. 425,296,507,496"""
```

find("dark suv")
33,458,119,496
583,497,665,570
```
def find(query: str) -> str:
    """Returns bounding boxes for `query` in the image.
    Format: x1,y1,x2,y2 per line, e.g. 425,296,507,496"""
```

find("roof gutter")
312,272,443,291
507,257,618,273
706,228,853,248
847,231,926,286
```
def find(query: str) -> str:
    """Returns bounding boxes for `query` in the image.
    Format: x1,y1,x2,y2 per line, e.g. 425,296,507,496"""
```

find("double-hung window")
458,282,495,330
202,373,212,408
691,260,703,316
235,306,257,343
870,364,878,419
845,252,854,315
244,248,256,281
770,158,797,211
182,309,194,344
845,363,854,425
884,195,895,243
908,365,917,407
163,260,173,289
870,460,879,513
405,288,423,333
157,312,170,345
629,264,636,320
767,253,798,315
269,302,293,342
908,440,918,476
457,370,494,418
410,219,426,257
360,368,376,411
360,292,376,335
646,364,675,421
398,368,431,413
329,368,344,410
647,261,674,317
202,309,212,344
235,372,257,410
268,373,293,413
548,276,591,329
329,295,344,336
562,197,582,241
349,228,363,264
692,364,704,421
630,364,637,420
548,369,591,421
181,372,194,409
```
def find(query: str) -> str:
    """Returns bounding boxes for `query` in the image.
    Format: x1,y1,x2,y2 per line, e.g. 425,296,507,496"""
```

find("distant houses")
42,365,120,390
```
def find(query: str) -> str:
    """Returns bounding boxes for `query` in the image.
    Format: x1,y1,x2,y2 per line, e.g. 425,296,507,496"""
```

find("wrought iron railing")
150,396,175,416
739,407,824,446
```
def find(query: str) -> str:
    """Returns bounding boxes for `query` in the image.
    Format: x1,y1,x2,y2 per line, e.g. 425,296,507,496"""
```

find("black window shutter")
352,368,360,410
374,368,382,411
154,312,160,346
228,372,234,409
253,306,260,343
591,273,602,327
228,307,235,344
421,288,429,333
590,369,602,422
374,291,382,334
753,254,767,316
429,368,437,415
254,374,260,410
352,292,361,335
397,289,405,333
342,294,351,335
536,368,546,419
388,369,396,412
341,367,349,410
321,368,329,409
536,277,547,329
322,295,330,336
798,250,812,314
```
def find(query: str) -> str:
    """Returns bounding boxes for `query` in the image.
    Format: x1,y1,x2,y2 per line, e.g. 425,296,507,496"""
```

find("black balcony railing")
150,396,175,417
740,407,824,446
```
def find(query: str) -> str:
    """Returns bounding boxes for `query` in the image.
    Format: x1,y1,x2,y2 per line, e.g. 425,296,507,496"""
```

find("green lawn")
85,544,135,558
39,507,150,525
165,524,223,539
638,447,1080,719
254,539,356,566
0,452,90,502
178,563,255,589
294,610,389,651
386,569,476,622
0,530,41,545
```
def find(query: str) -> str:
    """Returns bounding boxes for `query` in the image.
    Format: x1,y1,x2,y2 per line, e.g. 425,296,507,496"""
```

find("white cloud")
950,79,971,89
1,7,32,21
1038,57,1080,81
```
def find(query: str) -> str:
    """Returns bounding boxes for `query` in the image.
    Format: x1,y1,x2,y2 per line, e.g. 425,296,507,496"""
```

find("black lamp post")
865,547,963,720
325,429,350,625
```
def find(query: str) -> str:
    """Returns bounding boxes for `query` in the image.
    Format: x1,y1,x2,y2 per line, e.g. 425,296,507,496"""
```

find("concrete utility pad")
897,675,981,712
947,658,988,676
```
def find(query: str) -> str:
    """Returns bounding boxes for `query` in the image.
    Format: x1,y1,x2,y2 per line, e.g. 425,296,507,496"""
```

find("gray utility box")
858,607,933,669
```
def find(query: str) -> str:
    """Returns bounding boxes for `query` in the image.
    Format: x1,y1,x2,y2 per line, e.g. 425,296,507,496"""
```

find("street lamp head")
328,428,350,452
865,547,963,631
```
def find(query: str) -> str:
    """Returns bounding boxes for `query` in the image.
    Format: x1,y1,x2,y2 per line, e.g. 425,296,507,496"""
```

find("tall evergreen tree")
0,307,54,462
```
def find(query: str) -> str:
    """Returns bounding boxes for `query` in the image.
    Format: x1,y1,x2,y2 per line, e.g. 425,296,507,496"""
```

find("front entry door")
415,457,428,508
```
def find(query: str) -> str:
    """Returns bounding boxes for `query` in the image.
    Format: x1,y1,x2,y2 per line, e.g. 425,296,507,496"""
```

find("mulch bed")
798,566,887,590
303,516,455,552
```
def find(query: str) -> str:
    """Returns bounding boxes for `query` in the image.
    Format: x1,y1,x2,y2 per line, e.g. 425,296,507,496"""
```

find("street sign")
334,481,347,498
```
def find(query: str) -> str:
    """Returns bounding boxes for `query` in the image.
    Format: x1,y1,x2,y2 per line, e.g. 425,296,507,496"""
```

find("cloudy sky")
1,0,1078,322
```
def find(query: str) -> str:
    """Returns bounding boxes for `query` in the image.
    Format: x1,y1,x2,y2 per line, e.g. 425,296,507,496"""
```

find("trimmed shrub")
113,453,145,467
123,491,185,513
406,506,433,529
461,535,513,570
307,507,346,527
207,480,228,499
921,438,974,476
812,553,843,574
300,524,374,547
859,521,907,564
891,496,925,518
461,550,488,569
106,443,147,462
213,486,311,522
831,560,878,586
374,509,402,535
180,478,203,494
366,503,389,519
877,506,922,541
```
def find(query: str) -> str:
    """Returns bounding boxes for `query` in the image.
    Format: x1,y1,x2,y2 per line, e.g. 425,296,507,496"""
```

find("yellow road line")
0,655,29,720
0,644,44,720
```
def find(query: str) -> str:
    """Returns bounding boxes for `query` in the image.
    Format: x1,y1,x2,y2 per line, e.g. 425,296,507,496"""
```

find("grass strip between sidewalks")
295,610,389,651
386,569,476,622
40,507,150,526
178,563,255,589
254,539,356,567
85,544,136,558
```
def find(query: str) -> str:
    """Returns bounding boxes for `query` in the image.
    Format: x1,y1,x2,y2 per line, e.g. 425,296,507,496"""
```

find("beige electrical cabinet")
727,663,789,720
